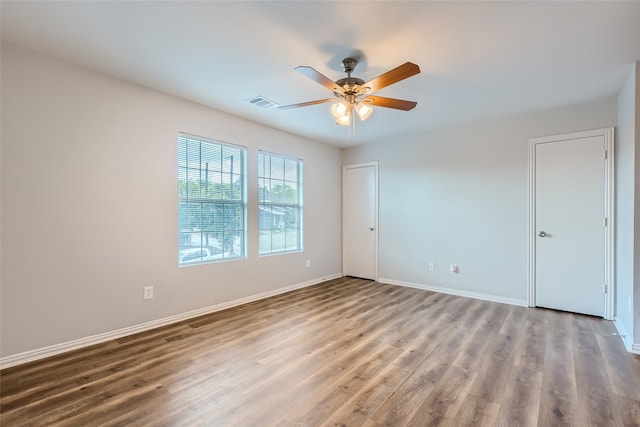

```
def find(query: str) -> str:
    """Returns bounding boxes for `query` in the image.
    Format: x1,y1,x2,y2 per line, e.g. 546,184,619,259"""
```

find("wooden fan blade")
278,99,336,110
295,66,343,94
360,62,420,94
362,95,417,111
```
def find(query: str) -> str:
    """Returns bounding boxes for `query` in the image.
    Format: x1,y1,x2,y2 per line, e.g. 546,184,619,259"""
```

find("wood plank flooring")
1,277,639,426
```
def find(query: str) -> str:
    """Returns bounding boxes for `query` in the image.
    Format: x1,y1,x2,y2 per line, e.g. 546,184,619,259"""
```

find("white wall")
0,43,342,360
343,97,618,304
615,63,638,351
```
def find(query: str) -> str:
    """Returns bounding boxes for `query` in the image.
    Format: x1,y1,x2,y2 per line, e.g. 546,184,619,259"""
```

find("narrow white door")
343,163,377,280
533,133,607,317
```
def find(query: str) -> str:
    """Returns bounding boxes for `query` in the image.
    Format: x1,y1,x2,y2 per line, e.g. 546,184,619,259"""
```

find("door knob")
369,227,375,231
538,231,547,237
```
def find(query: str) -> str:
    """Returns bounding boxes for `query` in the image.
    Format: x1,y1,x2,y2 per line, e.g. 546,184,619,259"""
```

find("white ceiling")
2,1,640,147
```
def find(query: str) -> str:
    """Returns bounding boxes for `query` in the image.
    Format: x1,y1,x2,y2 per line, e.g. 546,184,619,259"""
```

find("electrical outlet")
143,286,154,300
428,262,435,271
450,264,459,274
306,259,311,268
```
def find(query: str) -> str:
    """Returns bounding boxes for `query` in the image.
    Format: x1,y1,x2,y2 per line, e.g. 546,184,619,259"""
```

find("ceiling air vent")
247,95,279,109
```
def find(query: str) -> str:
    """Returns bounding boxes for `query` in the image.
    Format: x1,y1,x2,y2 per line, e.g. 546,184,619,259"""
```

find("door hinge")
604,150,608,159
603,284,608,294
604,217,608,227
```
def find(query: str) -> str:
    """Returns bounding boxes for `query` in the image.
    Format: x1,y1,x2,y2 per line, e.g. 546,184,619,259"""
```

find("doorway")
528,128,614,318
343,162,378,280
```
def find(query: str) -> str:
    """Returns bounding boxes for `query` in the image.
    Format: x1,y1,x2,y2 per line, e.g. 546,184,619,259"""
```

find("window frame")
257,150,303,256
177,133,247,266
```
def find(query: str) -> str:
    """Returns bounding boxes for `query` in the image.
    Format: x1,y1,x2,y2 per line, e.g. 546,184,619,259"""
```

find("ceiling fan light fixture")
331,101,349,119
355,102,373,121
335,110,351,126
280,57,420,134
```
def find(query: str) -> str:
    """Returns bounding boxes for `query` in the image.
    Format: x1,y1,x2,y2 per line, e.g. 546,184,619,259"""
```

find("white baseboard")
613,319,635,353
632,343,640,355
378,277,529,307
0,273,343,370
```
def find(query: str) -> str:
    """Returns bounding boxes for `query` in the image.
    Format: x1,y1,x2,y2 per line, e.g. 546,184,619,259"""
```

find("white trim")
528,127,615,320
603,128,615,320
0,273,342,370
528,138,537,307
379,277,529,307
343,161,379,281
632,343,640,355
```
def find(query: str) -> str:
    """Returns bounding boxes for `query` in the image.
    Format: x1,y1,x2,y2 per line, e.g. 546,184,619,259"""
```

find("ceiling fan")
278,57,421,126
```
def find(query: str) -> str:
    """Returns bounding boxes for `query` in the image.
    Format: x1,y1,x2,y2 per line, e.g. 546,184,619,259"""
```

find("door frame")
527,127,615,319
343,161,379,280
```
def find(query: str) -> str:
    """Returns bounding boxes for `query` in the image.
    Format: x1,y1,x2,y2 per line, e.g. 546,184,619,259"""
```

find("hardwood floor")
1,277,639,426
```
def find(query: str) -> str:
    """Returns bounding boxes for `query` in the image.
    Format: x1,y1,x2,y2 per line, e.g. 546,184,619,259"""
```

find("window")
258,151,303,255
178,134,246,265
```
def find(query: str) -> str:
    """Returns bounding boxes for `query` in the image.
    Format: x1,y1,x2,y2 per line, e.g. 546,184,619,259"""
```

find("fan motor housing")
336,77,365,92
338,57,367,93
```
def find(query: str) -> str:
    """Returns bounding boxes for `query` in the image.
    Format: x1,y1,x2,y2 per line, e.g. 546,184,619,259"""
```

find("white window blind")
178,134,246,265
258,151,303,255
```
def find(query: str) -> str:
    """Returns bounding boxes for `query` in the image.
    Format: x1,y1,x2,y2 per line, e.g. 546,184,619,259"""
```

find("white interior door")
343,163,377,280
531,130,612,317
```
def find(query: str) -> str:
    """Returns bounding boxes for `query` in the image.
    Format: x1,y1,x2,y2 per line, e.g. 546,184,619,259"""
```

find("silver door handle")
538,231,547,237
